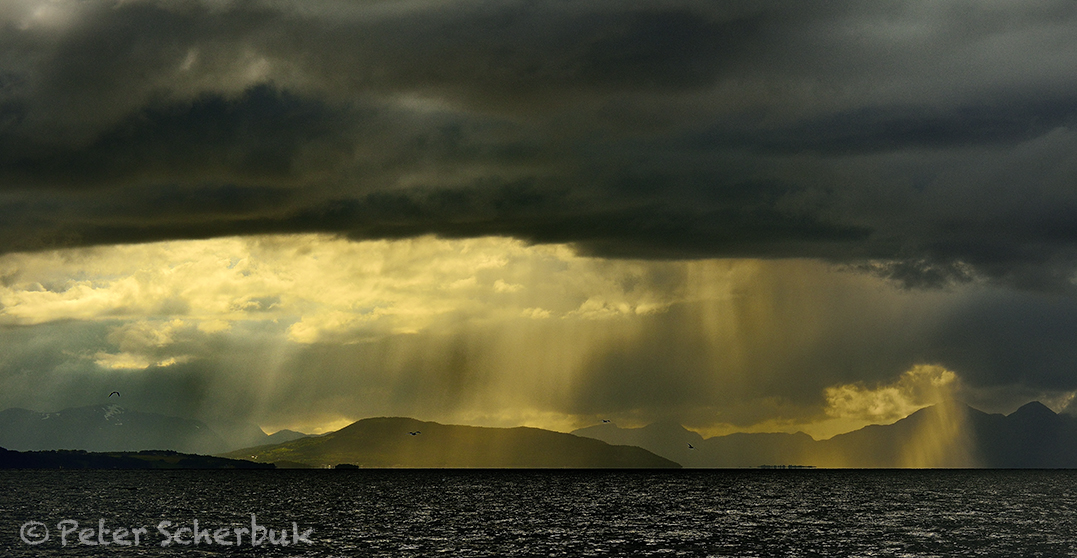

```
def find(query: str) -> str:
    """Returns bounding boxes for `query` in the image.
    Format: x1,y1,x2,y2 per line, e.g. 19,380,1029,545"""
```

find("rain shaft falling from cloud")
0,234,1066,437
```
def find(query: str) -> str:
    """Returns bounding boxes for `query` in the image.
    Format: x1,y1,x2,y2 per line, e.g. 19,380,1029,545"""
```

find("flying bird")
688,443,694,449
108,391,120,398
602,419,611,423
409,431,421,436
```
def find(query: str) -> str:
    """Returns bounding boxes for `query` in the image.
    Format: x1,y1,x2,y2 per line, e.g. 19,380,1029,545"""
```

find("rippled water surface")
3,469,1077,557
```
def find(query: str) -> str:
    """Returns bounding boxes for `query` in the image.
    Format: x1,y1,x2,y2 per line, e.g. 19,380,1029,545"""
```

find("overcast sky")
2,0,1077,437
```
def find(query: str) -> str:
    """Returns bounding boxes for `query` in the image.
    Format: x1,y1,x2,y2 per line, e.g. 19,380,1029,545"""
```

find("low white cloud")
824,364,960,424
521,307,550,319
93,351,190,371
0,235,688,345
493,279,523,293
107,320,187,351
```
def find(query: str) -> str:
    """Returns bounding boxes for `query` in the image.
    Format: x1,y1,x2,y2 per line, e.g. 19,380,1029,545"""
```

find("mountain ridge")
221,416,680,468
574,401,1077,468
8,401,1077,468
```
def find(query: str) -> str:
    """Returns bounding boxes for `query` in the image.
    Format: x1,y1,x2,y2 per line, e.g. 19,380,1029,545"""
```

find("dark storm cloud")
4,0,1077,288
925,291,1077,392
694,98,1077,154
1,85,358,187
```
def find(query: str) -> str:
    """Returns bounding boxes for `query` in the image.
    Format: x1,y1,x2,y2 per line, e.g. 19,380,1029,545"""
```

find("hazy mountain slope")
208,420,275,451
265,429,310,445
574,419,705,466
221,417,680,468
0,405,314,454
574,422,814,468
208,422,311,449
701,431,817,468
0,405,228,454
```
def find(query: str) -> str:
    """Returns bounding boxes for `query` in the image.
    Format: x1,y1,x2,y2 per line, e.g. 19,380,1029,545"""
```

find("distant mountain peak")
1009,400,1056,419
642,419,706,435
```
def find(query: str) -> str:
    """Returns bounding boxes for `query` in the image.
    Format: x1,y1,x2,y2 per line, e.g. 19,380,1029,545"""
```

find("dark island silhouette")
220,417,680,469
0,447,273,469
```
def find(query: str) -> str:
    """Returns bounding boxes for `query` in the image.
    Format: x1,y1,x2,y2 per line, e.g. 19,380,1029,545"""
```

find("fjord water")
3,470,1077,557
